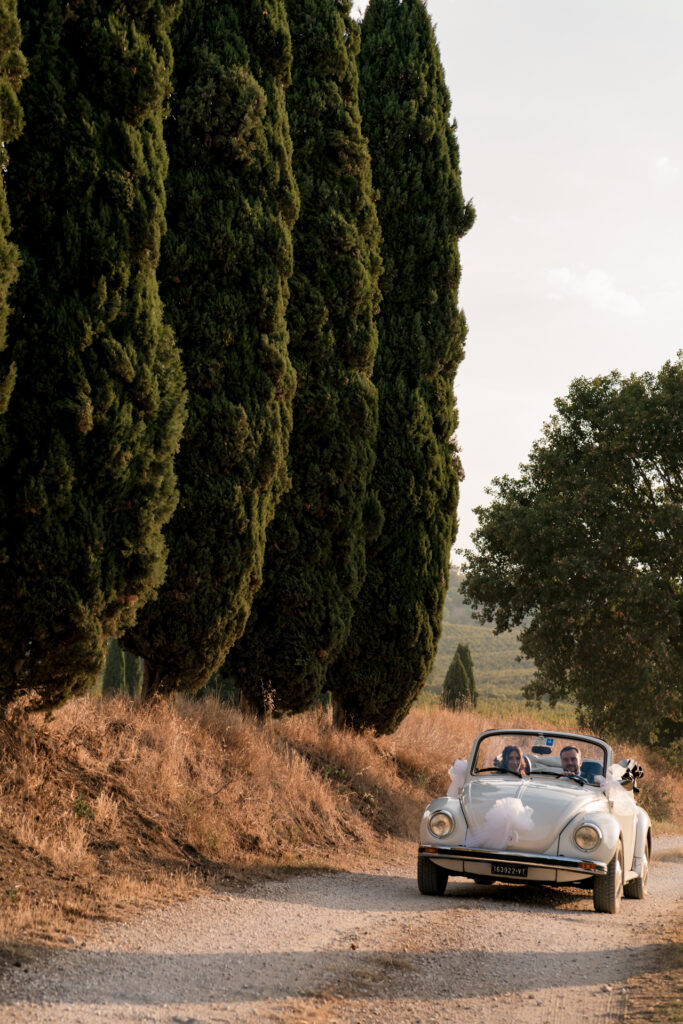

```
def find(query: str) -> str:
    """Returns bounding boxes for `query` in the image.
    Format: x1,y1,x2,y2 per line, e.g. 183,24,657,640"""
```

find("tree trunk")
332,695,346,731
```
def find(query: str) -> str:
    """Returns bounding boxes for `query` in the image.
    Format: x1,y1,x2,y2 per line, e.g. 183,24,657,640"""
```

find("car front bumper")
418,845,608,884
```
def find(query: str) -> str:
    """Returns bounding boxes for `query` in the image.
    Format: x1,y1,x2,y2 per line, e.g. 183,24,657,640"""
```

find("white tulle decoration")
447,758,468,797
465,797,535,850
595,764,634,814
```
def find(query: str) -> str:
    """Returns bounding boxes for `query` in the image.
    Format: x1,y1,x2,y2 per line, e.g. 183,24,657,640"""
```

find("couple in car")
501,744,582,776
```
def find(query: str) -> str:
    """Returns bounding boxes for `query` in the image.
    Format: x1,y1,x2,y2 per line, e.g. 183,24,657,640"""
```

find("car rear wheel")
417,857,448,896
593,840,623,913
624,846,649,899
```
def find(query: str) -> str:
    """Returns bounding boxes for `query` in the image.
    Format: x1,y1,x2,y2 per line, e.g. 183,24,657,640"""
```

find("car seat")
580,759,602,784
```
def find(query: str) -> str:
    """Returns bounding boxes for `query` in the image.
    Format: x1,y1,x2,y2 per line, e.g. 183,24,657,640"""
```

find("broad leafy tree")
461,359,683,745
329,0,475,733
0,0,26,413
123,0,298,696
223,0,382,714
0,0,186,711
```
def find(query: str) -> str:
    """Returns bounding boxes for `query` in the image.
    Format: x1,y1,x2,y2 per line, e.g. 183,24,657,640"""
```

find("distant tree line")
0,0,473,735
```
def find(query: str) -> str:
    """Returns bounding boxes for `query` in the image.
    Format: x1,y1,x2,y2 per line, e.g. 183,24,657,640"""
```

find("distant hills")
426,570,535,700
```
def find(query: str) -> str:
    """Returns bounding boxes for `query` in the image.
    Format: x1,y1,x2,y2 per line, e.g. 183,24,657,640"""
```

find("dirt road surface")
1,836,680,1024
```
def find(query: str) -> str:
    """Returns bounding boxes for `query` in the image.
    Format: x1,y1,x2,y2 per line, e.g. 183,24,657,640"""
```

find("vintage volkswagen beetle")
418,728,651,913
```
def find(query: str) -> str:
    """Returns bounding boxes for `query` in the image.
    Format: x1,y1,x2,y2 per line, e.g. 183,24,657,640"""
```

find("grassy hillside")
1,696,680,953
427,570,535,699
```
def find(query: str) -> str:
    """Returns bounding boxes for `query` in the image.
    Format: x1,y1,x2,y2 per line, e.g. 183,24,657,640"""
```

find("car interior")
490,751,605,784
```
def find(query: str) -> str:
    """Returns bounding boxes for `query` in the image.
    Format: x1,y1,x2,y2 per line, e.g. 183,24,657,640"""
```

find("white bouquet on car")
465,797,535,850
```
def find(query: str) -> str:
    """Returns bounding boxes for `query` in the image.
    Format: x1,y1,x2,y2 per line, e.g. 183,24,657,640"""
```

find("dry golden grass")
0,696,680,954
0,696,378,952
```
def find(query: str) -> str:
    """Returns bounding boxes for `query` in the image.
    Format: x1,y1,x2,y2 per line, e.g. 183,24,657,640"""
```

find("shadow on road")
0,942,672,1006
237,870,592,914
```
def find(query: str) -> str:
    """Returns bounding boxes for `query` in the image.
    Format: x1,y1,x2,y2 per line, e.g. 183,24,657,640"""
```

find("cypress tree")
222,0,382,714
441,651,470,710
454,641,477,705
0,0,186,711
102,639,126,696
122,0,298,695
329,0,474,733
0,0,26,413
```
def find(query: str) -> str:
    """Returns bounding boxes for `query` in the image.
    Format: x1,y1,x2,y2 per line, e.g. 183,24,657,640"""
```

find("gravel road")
1,836,680,1024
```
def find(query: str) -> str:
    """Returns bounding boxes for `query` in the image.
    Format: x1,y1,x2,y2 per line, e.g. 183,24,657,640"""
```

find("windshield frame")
468,728,612,786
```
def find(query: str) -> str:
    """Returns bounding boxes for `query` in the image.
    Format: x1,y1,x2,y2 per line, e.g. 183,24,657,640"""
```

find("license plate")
491,863,528,878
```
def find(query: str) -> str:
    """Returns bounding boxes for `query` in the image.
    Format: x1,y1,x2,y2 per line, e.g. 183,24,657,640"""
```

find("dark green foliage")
194,668,240,706
223,0,382,714
461,359,683,746
0,0,26,414
455,641,477,705
102,639,125,696
329,0,474,734
101,638,141,696
102,640,142,697
0,0,186,711
441,641,477,709
124,650,143,699
456,641,474,684
442,651,471,709
123,0,298,695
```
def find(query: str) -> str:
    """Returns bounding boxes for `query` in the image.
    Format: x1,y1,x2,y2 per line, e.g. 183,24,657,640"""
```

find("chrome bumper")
418,845,608,876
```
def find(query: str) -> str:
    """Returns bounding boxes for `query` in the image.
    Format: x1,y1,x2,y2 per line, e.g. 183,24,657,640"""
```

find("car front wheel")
417,856,448,896
593,841,623,913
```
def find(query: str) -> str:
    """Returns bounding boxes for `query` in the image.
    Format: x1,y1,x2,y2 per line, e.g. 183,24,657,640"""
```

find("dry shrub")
174,696,373,858
0,695,380,949
273,707,428,836
13,812,94,876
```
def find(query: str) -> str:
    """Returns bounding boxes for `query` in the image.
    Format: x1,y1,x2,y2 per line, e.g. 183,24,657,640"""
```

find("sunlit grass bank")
1,696,680,951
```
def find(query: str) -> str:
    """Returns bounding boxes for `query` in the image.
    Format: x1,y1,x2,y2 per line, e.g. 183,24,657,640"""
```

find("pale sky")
353,0,683,554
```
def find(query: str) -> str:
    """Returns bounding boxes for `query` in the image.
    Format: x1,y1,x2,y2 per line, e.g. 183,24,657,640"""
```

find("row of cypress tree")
0,0,473,735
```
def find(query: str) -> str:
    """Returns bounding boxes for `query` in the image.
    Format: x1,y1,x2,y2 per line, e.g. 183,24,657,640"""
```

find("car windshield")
472,732,607,786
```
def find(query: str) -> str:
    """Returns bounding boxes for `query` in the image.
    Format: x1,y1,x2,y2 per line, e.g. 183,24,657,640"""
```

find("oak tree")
461,360,683,745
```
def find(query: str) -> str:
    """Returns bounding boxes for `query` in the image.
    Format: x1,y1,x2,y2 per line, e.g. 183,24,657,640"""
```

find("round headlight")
574,824,602,851
429,811,454,839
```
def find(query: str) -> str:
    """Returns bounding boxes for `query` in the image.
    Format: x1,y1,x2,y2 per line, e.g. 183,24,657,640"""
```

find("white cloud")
546,268,643,317
653,155,680,184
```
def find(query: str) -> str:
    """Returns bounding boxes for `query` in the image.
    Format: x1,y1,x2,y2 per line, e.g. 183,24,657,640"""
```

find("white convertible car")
418,728,651,913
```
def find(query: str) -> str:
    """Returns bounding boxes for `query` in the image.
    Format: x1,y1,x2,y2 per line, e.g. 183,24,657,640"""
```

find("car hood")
461,777,606,852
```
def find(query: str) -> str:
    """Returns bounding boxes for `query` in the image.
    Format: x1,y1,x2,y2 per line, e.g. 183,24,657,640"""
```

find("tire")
593,841,623,913
624,845,649,900
417,857,448,896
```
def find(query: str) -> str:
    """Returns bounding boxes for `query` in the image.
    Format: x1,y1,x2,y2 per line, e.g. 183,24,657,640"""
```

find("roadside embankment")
1,696,680,952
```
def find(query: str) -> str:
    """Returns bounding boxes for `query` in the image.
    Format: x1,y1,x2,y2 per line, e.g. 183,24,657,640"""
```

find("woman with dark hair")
501,745,526,775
